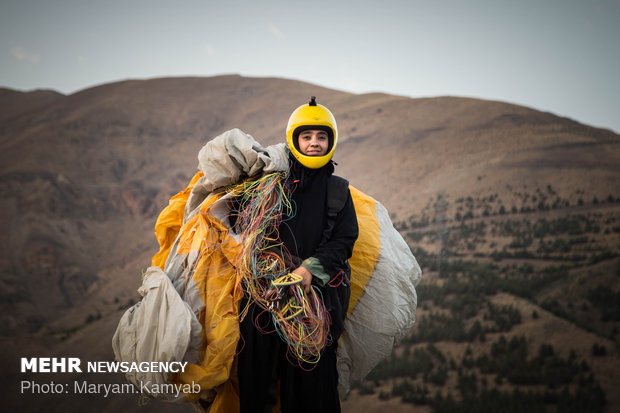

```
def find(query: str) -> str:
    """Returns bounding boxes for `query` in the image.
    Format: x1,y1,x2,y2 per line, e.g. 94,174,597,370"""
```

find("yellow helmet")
286,96,338,169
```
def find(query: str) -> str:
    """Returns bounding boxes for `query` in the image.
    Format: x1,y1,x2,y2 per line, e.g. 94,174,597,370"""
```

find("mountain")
0,75,618,412
0,88,64,123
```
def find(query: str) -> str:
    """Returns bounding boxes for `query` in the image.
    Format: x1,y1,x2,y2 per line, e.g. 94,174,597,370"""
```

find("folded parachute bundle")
337,186,421,396
112,128,421,411
111,266,202,402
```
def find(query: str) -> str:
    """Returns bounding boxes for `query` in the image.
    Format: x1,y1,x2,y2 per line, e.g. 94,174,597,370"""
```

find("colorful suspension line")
231,172,330,366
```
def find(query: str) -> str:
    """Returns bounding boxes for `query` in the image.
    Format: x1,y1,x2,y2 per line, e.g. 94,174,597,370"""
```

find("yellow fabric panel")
210,359,240,413
347,186,380,313
171,267,239,399
167,194,243,404
151,172,204,269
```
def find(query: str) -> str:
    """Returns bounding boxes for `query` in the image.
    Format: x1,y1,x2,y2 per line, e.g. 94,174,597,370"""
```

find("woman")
237,97,359,413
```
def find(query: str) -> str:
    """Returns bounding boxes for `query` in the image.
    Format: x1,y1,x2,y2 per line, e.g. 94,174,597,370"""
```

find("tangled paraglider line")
230,172,330,367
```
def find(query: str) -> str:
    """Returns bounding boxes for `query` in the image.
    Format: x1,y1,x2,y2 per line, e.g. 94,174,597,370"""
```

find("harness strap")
322,175,349,243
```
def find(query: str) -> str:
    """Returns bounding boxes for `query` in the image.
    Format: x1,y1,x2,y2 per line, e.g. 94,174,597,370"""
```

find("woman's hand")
292,266,312,293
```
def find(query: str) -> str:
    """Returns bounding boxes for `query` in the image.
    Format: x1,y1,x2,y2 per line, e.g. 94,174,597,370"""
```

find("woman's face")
298,129,329,156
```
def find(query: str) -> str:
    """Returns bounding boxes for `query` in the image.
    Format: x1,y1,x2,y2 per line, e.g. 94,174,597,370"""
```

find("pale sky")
1,0,619,132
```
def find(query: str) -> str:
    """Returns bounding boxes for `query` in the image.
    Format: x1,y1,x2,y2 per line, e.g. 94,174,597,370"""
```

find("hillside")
0,75,618,412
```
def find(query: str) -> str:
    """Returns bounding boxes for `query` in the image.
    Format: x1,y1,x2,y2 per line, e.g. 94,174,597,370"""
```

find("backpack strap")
323,175,350,242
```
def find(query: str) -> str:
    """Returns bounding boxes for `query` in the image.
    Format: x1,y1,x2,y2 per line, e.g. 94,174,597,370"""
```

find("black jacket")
278,156,359,280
